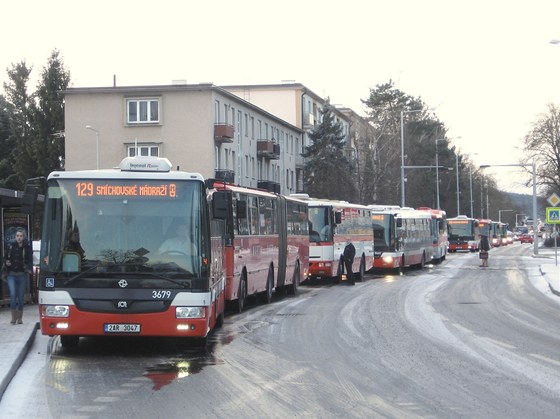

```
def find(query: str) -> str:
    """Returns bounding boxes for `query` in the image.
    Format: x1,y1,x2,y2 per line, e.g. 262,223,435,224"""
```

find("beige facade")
64,84,303,194
221,83,356,191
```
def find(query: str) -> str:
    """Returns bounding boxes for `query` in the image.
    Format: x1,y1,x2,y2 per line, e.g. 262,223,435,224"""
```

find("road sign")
548,193,560,207
546,207,560,224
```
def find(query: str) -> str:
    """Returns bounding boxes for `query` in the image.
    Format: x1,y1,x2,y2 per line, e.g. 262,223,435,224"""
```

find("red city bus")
417,207,448,263
294,195,374,282
447,215,480,252
211,182,309,312
370,206,433,270
38,156,308,348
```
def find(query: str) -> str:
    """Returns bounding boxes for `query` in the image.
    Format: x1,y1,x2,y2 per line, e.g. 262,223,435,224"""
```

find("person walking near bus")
3,228,33,324
343,238,356,285
479,233,491,267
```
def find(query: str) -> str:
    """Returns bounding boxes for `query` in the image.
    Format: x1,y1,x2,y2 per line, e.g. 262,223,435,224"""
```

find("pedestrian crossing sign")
546,207,560,224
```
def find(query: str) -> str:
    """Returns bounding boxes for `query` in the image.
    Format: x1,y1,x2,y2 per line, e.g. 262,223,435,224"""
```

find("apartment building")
221,82,356,192
63,83,303,194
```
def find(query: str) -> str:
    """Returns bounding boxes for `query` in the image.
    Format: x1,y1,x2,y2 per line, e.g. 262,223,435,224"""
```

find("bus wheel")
236,277,247,313
60,335,79,348
287,263,300,296
358,257,366,282
335,260,344,284
418,252,426,269
262,269,274,304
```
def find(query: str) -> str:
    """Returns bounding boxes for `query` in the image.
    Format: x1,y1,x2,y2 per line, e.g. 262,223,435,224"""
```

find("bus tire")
418,252,426,269
335,259,344,283
358,256,366,282
60,335,79,348
261,268,274,304
287,262,300,296
236,276,247,313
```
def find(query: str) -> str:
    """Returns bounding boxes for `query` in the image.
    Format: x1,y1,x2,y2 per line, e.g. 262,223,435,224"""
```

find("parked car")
519,233,534,244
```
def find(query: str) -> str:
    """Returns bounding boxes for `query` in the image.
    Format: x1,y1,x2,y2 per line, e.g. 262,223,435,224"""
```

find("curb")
0,322,39,401
539,265,560,297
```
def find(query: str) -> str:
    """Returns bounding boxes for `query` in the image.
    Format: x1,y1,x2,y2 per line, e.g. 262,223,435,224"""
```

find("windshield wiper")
64,264,102,286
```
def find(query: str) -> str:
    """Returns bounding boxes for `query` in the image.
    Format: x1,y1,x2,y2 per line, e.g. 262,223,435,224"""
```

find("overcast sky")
3,0,560,195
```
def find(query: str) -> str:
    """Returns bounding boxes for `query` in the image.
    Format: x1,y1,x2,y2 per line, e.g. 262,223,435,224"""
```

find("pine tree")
34,49,70,174
302,101,356,201
2,61,35,189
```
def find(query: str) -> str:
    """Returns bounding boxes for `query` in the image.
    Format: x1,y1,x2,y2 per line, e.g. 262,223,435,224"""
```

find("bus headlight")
42,305,70,317
382,256,394,264
176,307,206,319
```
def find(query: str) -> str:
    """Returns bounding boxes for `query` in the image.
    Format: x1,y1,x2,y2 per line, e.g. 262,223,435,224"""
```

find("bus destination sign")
75,182,177,198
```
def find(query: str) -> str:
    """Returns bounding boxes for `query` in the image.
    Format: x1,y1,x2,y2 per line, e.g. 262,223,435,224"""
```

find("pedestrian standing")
3,228,33,324
343,238,356,285
479,233,491,267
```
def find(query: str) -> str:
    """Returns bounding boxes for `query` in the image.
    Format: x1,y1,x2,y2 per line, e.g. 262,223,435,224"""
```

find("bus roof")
47,157,205,182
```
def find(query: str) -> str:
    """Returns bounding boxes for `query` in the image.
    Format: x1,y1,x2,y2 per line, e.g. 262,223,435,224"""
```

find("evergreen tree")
0,95,13,186
2,61,35,189
302,101,356,201
34,49,70,174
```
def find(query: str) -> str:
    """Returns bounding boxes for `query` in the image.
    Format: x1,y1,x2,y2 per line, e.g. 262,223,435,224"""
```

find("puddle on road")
143,329,236,390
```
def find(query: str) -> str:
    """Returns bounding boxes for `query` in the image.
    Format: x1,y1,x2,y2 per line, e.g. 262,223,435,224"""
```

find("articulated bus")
294,195,374,282
38,156,308,348
211,182,309,312
417,207,448,263
370,206,433,270
447,215,480,252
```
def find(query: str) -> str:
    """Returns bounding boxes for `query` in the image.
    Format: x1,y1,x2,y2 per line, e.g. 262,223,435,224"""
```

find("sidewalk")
535,244,560,296
0,305,39,401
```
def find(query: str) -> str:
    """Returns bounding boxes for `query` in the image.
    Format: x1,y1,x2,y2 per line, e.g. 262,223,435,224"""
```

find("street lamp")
400,109,427,207
469,168,474,217
435,139,446,209
456,154,460,216
85,125,100,169
480,162,538,255
498,209,513,223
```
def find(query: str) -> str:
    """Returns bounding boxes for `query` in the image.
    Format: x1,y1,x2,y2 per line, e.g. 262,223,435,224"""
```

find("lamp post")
498,209,513,223
435,139,446,209
456,154,460,216
400,109,426,207
85,125,100,169
480,162,538,255
469,168,474,218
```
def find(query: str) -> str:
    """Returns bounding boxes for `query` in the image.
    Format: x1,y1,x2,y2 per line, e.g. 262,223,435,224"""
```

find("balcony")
214,169,235,184
257,180,281,193
257,139,280,159
214,124,234,143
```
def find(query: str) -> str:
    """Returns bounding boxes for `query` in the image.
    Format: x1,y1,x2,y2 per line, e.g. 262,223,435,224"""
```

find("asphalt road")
2,243,560,418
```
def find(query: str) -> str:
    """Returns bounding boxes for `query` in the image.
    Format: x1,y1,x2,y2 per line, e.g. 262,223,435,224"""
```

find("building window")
127,99,159,124
127,145,159,157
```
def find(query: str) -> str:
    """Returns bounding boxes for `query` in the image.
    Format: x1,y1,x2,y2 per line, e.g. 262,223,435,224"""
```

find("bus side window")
236,196,249,235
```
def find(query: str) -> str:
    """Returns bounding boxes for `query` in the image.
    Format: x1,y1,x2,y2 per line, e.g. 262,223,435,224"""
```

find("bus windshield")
372,213,393,251
40,178,207,286
448,221,474,240
308,206,332,242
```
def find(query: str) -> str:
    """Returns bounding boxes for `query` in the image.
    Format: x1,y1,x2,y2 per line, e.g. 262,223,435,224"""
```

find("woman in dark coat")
479,233,491,267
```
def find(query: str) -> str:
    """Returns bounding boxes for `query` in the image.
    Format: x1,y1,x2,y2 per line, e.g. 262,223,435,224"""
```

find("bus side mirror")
212,191,231,219
21,186,39,215
334,212,342,225
62,252,81,272
397,218,402,228
236,200,247,219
